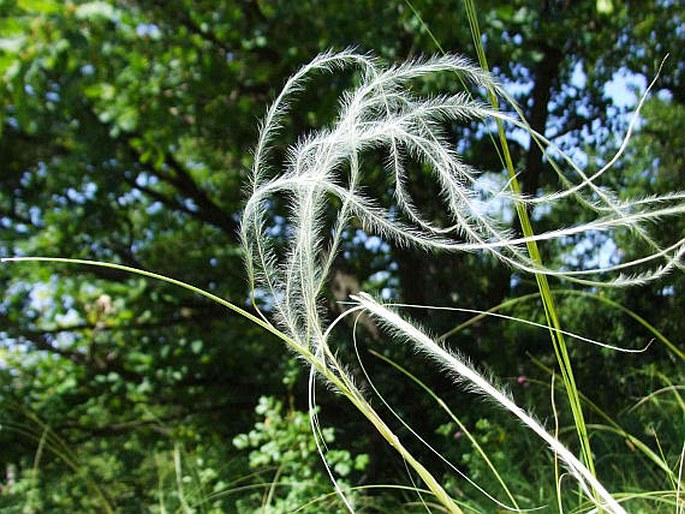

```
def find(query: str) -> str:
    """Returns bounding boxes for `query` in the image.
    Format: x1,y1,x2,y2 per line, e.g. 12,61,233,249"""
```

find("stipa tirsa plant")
4,51,679,513
241,50,685,514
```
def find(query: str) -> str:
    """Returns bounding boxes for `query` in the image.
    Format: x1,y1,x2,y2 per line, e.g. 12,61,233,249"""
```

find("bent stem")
2,256,465,514
438,289,683,361
368,348,522,511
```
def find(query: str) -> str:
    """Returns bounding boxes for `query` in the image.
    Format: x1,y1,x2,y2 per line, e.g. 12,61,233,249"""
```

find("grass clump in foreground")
4,49,685,513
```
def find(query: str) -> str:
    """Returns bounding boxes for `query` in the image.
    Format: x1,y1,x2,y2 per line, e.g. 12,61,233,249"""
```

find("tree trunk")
523,47,563,199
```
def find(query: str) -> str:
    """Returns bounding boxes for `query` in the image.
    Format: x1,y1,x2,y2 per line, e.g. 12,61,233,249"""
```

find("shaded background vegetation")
0,0,683,511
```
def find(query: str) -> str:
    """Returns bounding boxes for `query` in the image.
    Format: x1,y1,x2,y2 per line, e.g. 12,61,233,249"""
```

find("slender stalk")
356,293,626,514
2,256,464,514
463,0,597,483
439,289,682,360
369,349,521,510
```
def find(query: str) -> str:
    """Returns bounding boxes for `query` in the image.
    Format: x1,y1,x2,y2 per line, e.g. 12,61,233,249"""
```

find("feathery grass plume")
352,291,626,514
243,52,685,303
241,50,685,512
241,51,683,512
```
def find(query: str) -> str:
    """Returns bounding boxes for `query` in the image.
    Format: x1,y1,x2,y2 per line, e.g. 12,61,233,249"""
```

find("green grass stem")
461,0,596,485
2,256,465,514
369,349,522,510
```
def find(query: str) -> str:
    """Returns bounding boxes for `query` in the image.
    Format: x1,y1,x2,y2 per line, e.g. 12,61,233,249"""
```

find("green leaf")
17,0,61,13
596,0,614,14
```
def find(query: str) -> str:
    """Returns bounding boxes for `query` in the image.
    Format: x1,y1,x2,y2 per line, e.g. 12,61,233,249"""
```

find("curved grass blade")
2,256,465,514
